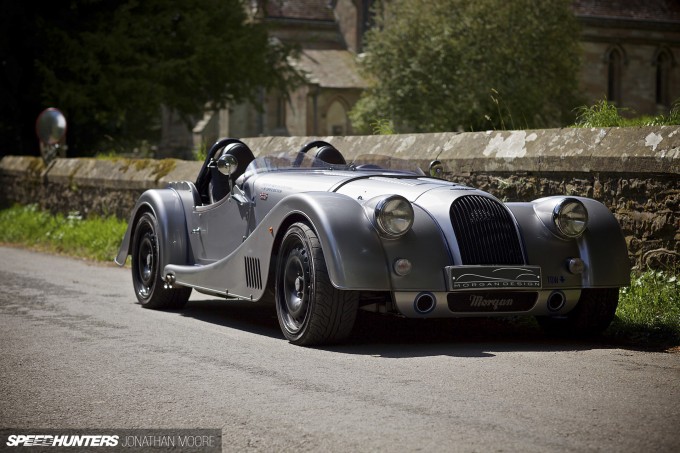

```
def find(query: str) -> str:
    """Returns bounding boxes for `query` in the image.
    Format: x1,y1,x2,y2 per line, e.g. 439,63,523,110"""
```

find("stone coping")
2,127,678,187
245,126,679,174
0,156,201,190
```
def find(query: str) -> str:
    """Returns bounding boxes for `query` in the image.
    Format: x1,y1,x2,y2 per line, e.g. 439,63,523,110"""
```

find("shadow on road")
179,298,282,339
176,297,619,358
329,311,616,358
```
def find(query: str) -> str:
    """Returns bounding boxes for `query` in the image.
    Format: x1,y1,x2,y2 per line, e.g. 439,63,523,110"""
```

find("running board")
164,254,267,302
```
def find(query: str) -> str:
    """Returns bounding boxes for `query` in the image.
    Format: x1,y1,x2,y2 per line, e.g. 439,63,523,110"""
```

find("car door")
189,193,254,264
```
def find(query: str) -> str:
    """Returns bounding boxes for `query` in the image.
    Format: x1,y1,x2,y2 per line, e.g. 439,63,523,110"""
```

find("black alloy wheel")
131,212,191,309
275,222,358,345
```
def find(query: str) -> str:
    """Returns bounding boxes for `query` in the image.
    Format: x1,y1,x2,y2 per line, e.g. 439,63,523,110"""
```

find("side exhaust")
547,290,566,312
414,292,436,315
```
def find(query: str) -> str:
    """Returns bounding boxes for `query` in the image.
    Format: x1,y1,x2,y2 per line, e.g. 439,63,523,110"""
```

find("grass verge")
573,98,680,127
0,204,677,350
607,271,680,350
0,204,127,262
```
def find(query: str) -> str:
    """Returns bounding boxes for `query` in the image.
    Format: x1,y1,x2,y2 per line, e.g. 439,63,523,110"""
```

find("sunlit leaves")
351,0,581,133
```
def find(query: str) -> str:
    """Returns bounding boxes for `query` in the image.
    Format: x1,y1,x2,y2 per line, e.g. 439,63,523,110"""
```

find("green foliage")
611,270,680,348
646,100,680,126
370,119,396,135
349,94,390,134
351,0,581,133
0,205,127,262
194,142,208,162
0,0,298,156
574,98,680,127
484,88,523,131
573,99,626,127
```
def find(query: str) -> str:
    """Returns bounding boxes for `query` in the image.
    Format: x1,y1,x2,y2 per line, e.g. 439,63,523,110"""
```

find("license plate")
446,265,542,291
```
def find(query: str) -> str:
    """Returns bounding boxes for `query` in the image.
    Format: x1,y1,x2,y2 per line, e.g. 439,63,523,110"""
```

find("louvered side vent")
450,195,525,265
244,257,262,289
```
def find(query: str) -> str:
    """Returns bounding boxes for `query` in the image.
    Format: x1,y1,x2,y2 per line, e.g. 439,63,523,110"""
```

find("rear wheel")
537,288,619,337
131,212,191,309
275,222,358,346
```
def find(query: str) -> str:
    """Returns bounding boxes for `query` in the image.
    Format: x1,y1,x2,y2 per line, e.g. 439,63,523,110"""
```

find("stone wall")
0,157,200,220
1,126,678,270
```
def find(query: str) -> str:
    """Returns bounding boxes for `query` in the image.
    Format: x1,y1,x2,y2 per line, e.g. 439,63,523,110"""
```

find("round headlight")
553,198,588,238
375,195,414,238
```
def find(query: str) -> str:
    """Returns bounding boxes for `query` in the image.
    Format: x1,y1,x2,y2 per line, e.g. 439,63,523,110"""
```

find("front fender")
114,188,190,269
507,196,630,289
273,192,391,290
163,192,392,300
272,193,451,291
577,197,631,287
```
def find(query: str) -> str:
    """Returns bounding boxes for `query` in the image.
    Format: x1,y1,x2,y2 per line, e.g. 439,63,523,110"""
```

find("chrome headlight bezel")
552,198,589,238
374,195,414,238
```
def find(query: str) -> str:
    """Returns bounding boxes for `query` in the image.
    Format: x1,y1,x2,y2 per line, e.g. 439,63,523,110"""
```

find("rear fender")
114,188,190,269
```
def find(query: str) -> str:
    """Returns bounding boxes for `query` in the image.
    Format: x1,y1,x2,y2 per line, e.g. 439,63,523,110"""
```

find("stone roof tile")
265,0,335,22
291,49,368,89
572,0,680,23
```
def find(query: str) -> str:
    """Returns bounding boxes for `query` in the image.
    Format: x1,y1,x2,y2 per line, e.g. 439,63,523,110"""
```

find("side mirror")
216,153,238,176
429,160,444,178
216,153,250,205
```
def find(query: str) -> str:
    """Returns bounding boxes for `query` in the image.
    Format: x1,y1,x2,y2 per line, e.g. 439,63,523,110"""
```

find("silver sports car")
116,138,631,345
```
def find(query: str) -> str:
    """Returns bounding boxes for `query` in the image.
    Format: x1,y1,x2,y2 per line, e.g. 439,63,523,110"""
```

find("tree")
0,0,297,156
350,0,582,133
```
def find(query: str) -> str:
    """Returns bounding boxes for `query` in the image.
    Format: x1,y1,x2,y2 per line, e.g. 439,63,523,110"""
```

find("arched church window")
607,48,623,105
326,99,348,136
656,50,672,107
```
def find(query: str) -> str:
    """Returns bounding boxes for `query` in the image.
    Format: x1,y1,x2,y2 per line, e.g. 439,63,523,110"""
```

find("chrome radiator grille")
449,195,525,265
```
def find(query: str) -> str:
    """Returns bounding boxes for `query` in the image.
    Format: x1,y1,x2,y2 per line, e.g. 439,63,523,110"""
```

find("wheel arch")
507,196,631,288
115,188,190,270
263,212,309,294
265,193,391,291
577,197,631,287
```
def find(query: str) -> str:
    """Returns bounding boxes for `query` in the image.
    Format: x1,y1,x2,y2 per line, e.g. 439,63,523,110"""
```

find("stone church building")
574,0,680,114
162,0,680,156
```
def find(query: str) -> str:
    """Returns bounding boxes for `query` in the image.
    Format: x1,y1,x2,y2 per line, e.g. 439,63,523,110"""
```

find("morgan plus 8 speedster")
115,139,631,345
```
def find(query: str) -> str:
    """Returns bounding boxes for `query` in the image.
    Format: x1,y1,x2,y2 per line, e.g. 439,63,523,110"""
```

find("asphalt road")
1,246,679,452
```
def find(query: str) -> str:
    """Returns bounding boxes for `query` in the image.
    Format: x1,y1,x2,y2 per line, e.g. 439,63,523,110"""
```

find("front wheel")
275,223,358,346
131,212,191,309
537,288,619,337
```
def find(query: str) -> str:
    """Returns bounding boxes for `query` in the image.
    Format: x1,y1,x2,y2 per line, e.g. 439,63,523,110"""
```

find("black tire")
537,288,619,337
275,222,358,346
131,212,191,309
